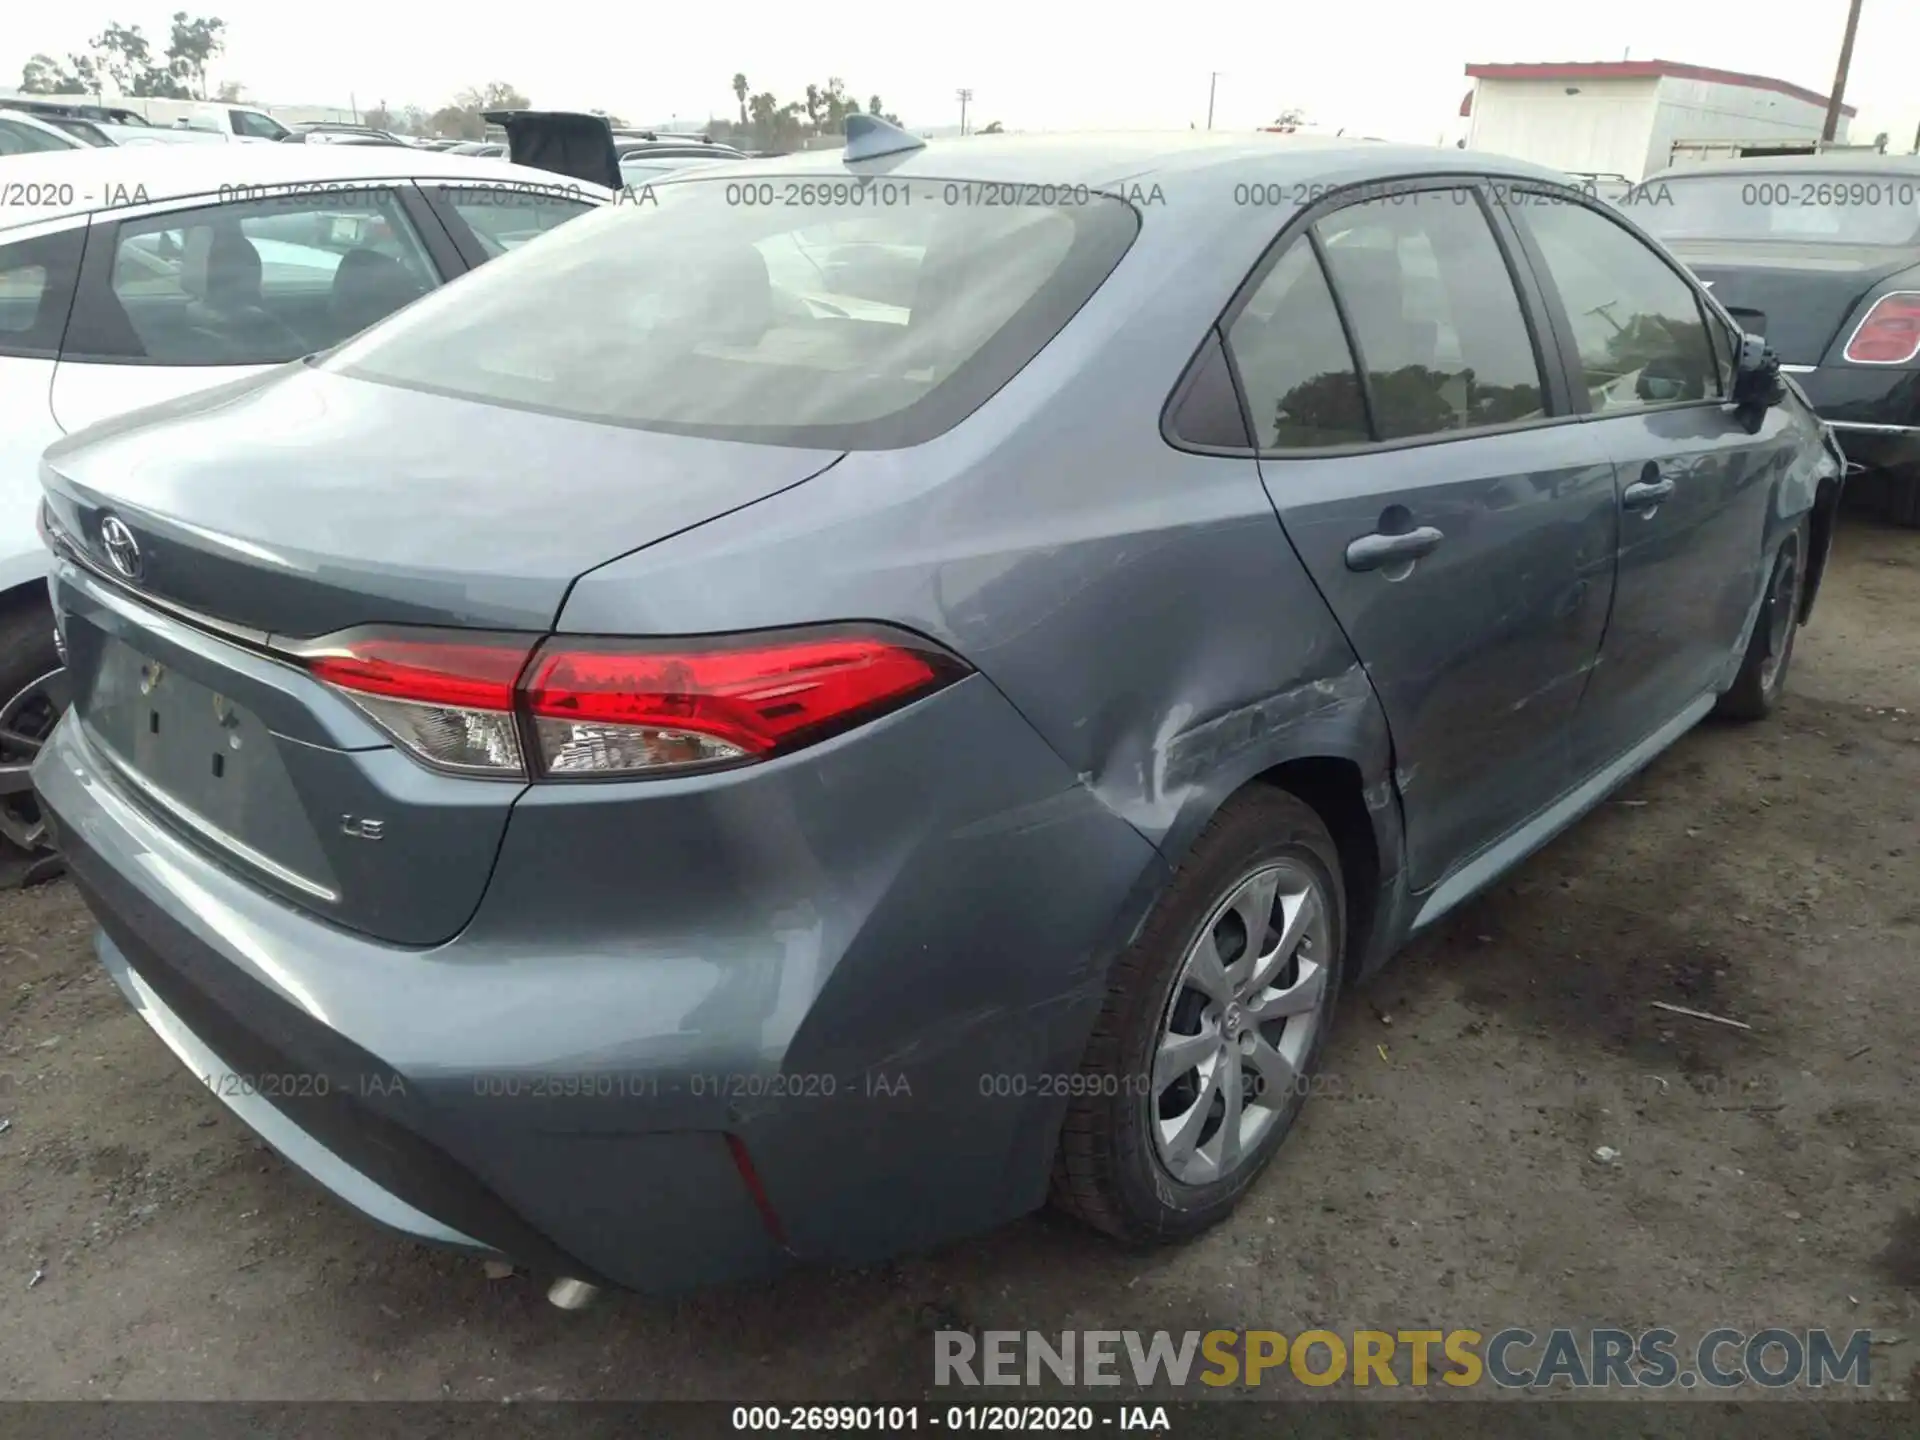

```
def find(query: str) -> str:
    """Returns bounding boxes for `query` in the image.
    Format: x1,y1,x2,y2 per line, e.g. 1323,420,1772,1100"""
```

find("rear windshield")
1631,173,1920,246
325,175,1139,449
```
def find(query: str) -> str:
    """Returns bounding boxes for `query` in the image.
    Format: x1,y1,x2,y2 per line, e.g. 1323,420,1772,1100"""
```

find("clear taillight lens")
1843,292,1920,365
520,627,970,779
304,632,533,778
297,624,968,781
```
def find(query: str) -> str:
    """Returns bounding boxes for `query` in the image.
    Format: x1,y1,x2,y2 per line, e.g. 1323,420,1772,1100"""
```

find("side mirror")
1731,331,1785,410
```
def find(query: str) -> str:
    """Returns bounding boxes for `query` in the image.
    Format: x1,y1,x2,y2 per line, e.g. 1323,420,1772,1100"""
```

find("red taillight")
303,631,534,778
522,627,968,778
307,636,531,710
1843,292,1920,365
298,624,966,781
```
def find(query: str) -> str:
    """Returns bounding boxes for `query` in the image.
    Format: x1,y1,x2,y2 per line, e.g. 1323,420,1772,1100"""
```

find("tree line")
20,13,229,100
712,74,906,152
18,35,936,152
364,84,537,142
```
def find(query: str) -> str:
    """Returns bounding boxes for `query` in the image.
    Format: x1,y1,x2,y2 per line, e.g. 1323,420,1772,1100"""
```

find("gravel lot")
1,512,1916,1403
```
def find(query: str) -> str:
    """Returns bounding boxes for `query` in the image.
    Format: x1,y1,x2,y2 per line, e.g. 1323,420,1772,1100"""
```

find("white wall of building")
1466,77,1659,177
1467,73,1850,180
1647,76,1846,168
265,104,364,126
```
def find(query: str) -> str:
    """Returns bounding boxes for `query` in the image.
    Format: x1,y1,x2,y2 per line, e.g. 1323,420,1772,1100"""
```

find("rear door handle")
1622,477,1675,511
1345,526,1444,572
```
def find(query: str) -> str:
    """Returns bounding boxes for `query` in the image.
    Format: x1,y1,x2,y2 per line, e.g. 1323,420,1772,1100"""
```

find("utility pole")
1207,72,1221,130
1821,0,1865,142
956,88,972,136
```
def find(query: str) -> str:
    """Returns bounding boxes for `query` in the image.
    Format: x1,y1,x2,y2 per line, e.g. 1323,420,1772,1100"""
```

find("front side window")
325,177,1139,449
77,188,437,365
1226,240,1369,449
1313,189,1547,440
231,109,290,141
1515,197,1720,410
433,186,595,260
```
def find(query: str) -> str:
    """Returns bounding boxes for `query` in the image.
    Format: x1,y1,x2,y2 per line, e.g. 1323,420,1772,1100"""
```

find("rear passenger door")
48,185,457,437
1496,187,1796,772
1230,179,1619,892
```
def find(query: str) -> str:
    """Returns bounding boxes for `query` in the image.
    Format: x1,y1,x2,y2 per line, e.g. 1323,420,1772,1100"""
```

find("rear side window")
326,177,1140,450
71,189,437,365
432,186,594,260
0,119,76,155
1633,173,1920,246
1313,190,1546,440
1515,198,1720,409
1226,241,1369,449
0,227,84,357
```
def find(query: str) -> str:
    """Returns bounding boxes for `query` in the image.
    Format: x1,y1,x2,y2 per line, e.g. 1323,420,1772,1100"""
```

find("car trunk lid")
39,364,843,944
1666,240,1920,365
39,363,843,637
483,109,621,191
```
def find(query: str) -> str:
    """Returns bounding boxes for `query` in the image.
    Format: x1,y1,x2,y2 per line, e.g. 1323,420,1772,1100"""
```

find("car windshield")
326,175,1139,449
1630,172,1920,246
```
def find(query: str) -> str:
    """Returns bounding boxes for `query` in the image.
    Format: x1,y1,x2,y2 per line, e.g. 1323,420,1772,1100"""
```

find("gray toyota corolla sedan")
31,119,1844,1300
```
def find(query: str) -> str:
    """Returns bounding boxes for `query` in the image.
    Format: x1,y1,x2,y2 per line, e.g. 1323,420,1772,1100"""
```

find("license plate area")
86,634,280,837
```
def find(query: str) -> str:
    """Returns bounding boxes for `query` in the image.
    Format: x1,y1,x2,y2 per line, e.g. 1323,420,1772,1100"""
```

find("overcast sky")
7,0,1917,147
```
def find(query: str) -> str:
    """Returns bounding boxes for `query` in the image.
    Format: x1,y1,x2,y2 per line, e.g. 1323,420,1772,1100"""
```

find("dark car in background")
35,114,114,148
31,126,1842,1301
282,122,411,147
1631,154,1920,524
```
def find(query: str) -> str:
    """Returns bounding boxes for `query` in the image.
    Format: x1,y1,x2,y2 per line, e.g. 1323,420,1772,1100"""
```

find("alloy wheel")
0,666,69,853
1150,859,1331,1186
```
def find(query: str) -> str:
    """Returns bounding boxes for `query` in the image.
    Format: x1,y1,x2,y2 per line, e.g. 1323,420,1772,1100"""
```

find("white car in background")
121,99,292,143
4,108,228,151
0,142,609,851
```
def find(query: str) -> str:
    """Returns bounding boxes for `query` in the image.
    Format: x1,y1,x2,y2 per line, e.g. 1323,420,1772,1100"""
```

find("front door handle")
1345,525,1444,572
1622,477,1675,510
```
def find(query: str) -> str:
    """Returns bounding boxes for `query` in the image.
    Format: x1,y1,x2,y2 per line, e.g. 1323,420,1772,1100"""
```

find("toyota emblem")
100,515,142,581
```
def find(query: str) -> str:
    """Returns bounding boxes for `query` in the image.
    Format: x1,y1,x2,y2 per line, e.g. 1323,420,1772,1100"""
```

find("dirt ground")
0,511,1916,1404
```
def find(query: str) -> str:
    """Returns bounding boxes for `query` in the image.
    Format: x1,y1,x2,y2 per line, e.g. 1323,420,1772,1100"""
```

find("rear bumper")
35,673,1164,1292
1786,363,1920,470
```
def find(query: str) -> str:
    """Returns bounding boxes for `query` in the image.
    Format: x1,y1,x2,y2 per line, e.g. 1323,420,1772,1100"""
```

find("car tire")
1714,518,1807,724
1050,786,1344,1245
0,594,65,856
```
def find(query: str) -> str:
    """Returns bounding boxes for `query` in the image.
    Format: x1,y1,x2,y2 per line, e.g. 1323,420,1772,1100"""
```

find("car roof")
0,143,614,230
712,131,1573,191
1643,152,1920,182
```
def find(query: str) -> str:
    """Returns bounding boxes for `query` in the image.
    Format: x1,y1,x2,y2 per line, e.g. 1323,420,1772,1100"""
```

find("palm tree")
732,72,748,126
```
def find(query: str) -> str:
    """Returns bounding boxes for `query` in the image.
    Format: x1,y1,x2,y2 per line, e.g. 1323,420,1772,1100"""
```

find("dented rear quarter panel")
558,175,1406,935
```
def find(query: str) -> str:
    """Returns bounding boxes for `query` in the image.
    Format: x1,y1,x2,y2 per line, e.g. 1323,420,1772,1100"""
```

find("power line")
956,87,972,136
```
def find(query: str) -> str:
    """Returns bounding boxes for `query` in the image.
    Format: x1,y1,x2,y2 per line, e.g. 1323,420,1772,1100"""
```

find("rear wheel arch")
1248,756,1382,978
1799,474,1840,623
